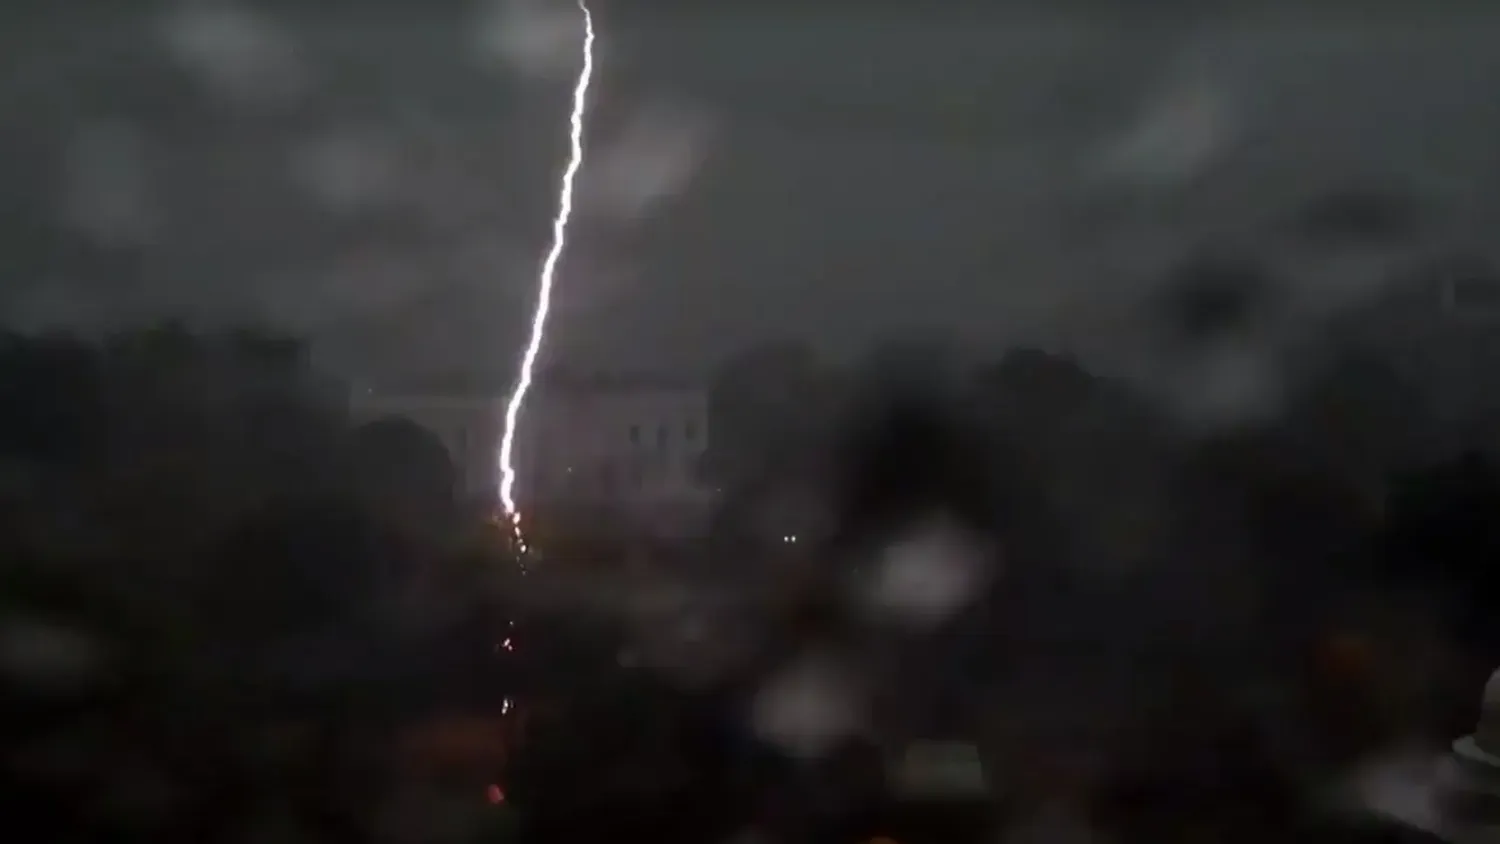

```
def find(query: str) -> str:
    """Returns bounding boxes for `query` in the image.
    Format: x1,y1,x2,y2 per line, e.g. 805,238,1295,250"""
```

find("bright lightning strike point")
496,0,595,559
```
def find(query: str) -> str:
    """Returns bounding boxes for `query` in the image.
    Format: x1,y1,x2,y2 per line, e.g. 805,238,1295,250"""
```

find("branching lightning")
497,0,595,554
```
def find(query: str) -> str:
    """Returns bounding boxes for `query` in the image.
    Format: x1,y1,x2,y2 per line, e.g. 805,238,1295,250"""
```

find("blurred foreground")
4,322,1500,844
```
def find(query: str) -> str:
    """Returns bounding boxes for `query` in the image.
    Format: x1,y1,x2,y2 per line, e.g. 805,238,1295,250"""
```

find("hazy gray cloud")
157,2,311,106
1092,71,1238,189
290,128,402,213
6,4,1500,380
57,121,160,247
473,0,589,82
578,101,712,222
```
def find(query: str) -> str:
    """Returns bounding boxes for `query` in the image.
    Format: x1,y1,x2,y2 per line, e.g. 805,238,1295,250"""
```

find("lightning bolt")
497,0,595,555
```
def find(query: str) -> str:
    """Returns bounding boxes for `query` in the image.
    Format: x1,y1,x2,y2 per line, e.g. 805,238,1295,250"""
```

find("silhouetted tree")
353,416,458,545
1380,452,1500,647
0,324,513,844
980,348,1097,438
708,340,829,483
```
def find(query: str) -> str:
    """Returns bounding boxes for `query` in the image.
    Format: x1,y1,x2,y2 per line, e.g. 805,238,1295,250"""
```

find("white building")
350,374,714,535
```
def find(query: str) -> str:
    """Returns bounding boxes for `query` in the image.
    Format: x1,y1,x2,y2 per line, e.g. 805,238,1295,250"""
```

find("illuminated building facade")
350,373,714,537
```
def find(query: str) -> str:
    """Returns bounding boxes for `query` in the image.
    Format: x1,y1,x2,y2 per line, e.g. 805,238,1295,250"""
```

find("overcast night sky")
5,2,1500,383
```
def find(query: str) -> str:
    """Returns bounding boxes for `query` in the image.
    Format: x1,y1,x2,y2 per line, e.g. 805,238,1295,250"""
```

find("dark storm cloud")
5,2,1500,379
609,12,1500,363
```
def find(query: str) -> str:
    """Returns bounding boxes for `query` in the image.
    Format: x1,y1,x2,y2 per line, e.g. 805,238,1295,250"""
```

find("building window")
628,424,641,445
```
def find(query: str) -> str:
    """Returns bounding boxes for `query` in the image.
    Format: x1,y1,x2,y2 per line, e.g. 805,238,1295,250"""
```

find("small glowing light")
782,534,798,544
502,697,513,715
486,783,505,804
